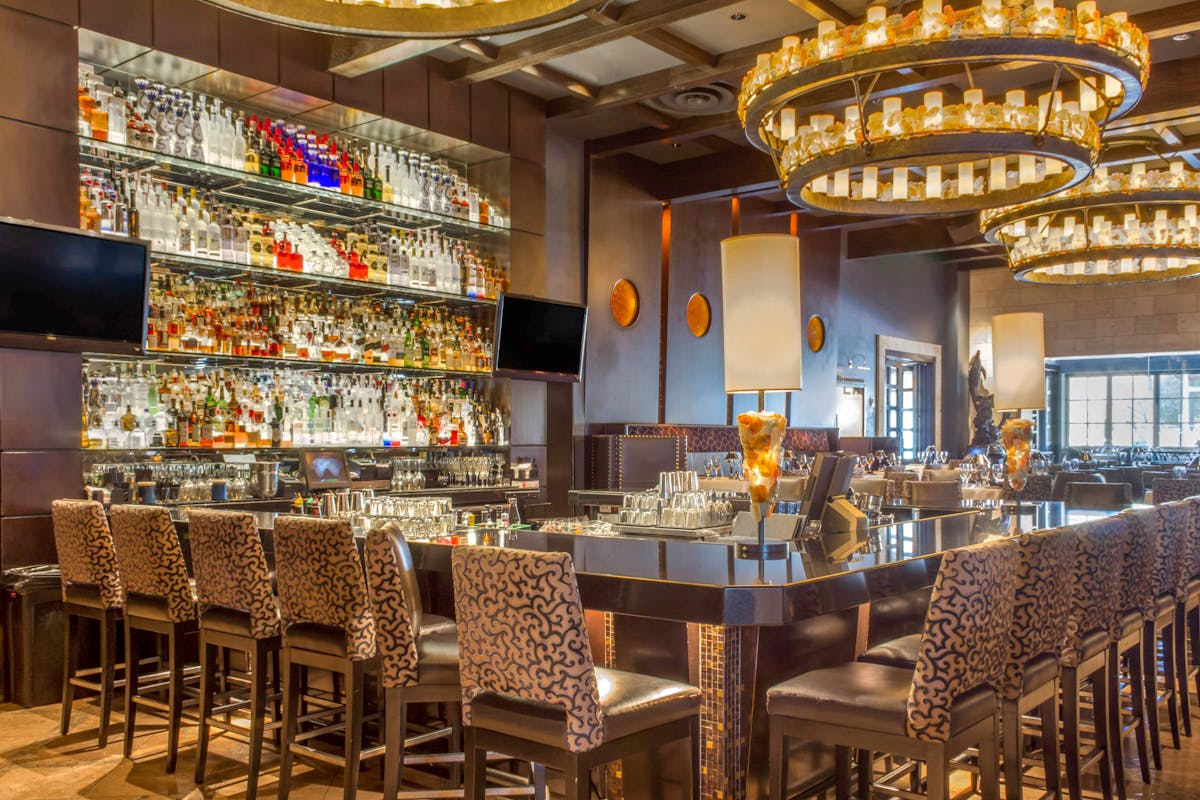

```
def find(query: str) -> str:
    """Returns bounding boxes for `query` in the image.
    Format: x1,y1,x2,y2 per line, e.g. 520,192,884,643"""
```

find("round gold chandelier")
202,0,601,38
737,0,1149,215
982,159,1200,284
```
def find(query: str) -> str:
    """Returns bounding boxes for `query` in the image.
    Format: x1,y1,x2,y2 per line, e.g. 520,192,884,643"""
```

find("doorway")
876,335,942,459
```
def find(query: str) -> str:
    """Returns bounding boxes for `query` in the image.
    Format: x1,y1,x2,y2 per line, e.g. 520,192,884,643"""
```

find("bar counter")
169,501,1120,800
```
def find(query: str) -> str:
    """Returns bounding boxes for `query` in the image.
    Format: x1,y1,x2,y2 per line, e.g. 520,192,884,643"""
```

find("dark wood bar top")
168,501,1125,627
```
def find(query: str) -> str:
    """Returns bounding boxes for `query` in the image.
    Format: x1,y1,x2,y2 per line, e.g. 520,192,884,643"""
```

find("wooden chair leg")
834,746,851,800
1039,693,1063,799
449,703,463,786
925,748,950,800
98,611,117,749
383,687,405,800
769,717,786,800
563,756,590,800
278,655,300,800
687,714,701,800
1062,667,1083,800
271,648,282,747
1127,644,1152,785
463,726,486,800
342,661,364,800
1002,699,1022,800
856,748,872,800
1107,646,1126,800
165,627,185,774
246,639,268,800
1144,624,1164,769
194,638,217,784
1176,605,1193,738
532,762,547,800
980,715,1001,800
122,621,139,759
1162,622,1182,750
1188,606,1200,706
1092,665,1116,800
60,612,77,737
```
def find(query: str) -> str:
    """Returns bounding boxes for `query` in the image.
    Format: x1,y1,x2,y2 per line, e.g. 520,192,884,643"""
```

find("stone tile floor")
1,696,1199,798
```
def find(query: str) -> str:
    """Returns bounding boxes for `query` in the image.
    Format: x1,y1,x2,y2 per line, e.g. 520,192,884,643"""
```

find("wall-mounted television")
492,293,587,382
0,218,149,354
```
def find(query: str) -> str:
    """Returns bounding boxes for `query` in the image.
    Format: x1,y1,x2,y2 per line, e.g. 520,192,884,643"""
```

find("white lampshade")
721,234,803,393
992,312,1046,411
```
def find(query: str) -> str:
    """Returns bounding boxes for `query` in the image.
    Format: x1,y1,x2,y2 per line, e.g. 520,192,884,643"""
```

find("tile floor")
1,694,1200,798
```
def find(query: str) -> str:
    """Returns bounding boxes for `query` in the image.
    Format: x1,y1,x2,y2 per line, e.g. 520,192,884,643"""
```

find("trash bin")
3,565,64,707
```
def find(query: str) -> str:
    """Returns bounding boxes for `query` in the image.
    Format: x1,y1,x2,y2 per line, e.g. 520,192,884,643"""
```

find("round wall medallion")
686,293,711,337
610,279,640,328
807,315,826,352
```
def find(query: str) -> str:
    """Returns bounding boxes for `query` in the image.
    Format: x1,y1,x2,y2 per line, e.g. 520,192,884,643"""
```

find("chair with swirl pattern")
1141,503,1189,767
51,499,125,749
452,545,701,800
766,538,1017,800
188,509,282,800
1176,496,1200,738
273,515,379,800
109,504,198,773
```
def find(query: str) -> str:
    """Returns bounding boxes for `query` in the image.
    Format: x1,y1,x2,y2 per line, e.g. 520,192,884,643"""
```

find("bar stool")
274,516,380,800
767,539,1016,800
452,546,702,800
1176,496,1200,738
109,504,199,774
1059,517,1123,800
188,509,283,800
1000,527,1076,800
1141,502,1188,766
365,523,471,800
1104,509,1154,799
51,499,125,749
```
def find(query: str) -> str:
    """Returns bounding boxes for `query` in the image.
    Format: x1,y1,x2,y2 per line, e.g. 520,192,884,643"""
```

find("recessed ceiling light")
1174,32,1192,41
730,12,747,21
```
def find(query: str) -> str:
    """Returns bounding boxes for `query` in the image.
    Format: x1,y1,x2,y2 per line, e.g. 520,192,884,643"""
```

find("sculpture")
969,350,1000,447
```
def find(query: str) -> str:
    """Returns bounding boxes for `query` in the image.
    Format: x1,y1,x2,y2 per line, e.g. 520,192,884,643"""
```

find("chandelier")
737,0,1149,215
202,0,601,38
981,160,1200,284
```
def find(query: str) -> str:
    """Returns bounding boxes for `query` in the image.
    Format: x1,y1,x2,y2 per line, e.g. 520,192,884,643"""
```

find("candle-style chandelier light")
202,0,600,38
982,157,1200,284
737,0,1150,215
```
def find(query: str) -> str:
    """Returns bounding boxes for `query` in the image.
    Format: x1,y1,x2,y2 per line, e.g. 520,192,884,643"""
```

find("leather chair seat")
1021,653,1059,693
200,607,280,639
64,583,119,611
419,613,457,635
286,622,375,661
1119,610,1144,639
125,589,197,622
766,661,995,736
469,666,700,749
1063,629,1109,667
416,628,460,686
1188,577,1200,598
1154,593,1177,621
859,633,921,669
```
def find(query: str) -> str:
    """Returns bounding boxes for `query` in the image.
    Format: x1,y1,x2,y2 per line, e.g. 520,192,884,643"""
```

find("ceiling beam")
328,37,451,78
589,110,742,155
450,0,743,85
444,40,596,98
1154,125,1200,169
1128,0,1200,40
634,29,718,67
787,0,856,26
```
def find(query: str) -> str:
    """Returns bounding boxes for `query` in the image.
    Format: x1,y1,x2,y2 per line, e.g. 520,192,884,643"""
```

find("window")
885,358,934,459
1063,369,1200,449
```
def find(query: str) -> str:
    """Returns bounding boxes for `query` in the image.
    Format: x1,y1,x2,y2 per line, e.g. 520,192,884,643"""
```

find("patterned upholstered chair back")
187,509,281,639
1117,509,1159,619
1003,473,1053,503
1062,517,1126,666
1001,527,1076,702
1184,497,1200,582
885,469,920,502
50,499,124,609
452,546,602,753
364,525,421,689
910,480,963,507
1152,478,1200,505
906,539,1017,742
1153,502,1191,600
109,505,195,622
273,515,376,661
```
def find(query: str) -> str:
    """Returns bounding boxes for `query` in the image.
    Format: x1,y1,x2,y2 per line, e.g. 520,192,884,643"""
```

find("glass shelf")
80,136,511,241
86,350,494,379
83,444,509,454
149,251,497,308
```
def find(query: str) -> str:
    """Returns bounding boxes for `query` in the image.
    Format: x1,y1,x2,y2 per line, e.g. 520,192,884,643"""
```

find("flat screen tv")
0,218,149,354
492,293,587,382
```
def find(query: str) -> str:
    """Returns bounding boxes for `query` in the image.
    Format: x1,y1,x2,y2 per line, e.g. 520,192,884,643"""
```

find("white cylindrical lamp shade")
992,312,1046,411
721,234,804,393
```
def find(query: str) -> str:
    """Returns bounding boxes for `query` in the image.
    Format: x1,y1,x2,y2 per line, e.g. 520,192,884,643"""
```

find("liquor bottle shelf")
150,251,498,308
80,136,511,240
88,350,495,379
83,444,510,455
